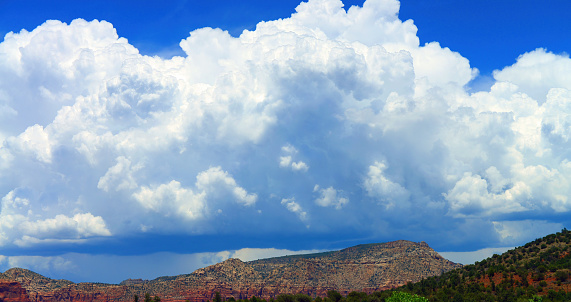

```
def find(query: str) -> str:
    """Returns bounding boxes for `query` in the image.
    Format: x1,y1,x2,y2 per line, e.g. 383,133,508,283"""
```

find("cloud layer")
1,0,570,268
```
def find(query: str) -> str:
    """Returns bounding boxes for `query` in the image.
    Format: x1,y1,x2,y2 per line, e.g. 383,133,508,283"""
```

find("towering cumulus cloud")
1,0,570,256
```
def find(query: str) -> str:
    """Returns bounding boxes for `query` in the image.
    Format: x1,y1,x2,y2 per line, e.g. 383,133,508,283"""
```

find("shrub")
555,270,568,282
327,291,342,302
276,294,295,302
293,294,311,302
386,292,428,302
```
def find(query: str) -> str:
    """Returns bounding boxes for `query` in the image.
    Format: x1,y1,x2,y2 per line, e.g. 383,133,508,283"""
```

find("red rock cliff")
0,279,31,302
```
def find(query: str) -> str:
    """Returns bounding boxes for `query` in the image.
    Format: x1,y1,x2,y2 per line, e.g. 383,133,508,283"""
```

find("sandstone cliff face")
0,279,31,302
2,240,462,302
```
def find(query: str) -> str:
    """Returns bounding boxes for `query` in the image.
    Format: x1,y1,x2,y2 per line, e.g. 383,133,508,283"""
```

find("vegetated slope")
394,229,571,301
0,240,460,302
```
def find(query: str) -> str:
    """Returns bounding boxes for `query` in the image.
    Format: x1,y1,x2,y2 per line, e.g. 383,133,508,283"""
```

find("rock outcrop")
0,279,31,302
2,240,462,302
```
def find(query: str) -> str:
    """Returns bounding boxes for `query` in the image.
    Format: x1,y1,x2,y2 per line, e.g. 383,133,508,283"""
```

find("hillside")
0,240,460,302
393,229,571,301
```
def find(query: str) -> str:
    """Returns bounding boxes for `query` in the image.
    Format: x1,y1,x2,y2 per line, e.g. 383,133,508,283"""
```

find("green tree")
293,293,311,302
134,295,139,302
144,293,152,302
327,290,342,302
347,291,366,302
386,292,428,302
276,294,295,302
214,292,222,302
555,270,568,282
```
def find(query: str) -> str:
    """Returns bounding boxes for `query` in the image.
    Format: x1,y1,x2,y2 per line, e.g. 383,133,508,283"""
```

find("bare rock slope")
1,240,461,302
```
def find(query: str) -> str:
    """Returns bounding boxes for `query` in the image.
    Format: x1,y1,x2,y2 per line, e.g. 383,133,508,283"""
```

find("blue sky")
0,0,570,283
2,0,569,74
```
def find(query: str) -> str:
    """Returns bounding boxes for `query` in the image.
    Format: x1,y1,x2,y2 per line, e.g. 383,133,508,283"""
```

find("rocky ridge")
1,240,461,302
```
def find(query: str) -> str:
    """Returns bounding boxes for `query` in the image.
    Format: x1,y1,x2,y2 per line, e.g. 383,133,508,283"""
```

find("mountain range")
0,240,460,302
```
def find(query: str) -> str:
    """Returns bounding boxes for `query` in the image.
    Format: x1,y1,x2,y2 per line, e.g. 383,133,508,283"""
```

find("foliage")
327,290,343,302
385,292,428,302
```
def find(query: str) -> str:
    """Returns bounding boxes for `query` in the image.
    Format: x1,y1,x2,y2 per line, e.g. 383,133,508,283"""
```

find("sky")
0,0,570,284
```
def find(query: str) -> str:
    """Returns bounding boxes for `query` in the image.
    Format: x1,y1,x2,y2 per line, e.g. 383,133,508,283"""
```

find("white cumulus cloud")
279,144,309,172
98,156,142,192
281,197,309,223
133,180,206,220
313,185,348,209
132,166,257,225
0,190,111,247
364,161,409,208
196,167,258,206
0,0,570,252
493,48,571,103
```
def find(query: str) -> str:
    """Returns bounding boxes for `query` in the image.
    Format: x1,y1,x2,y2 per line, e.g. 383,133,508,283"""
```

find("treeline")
140,290,427,302
211,290,426,302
